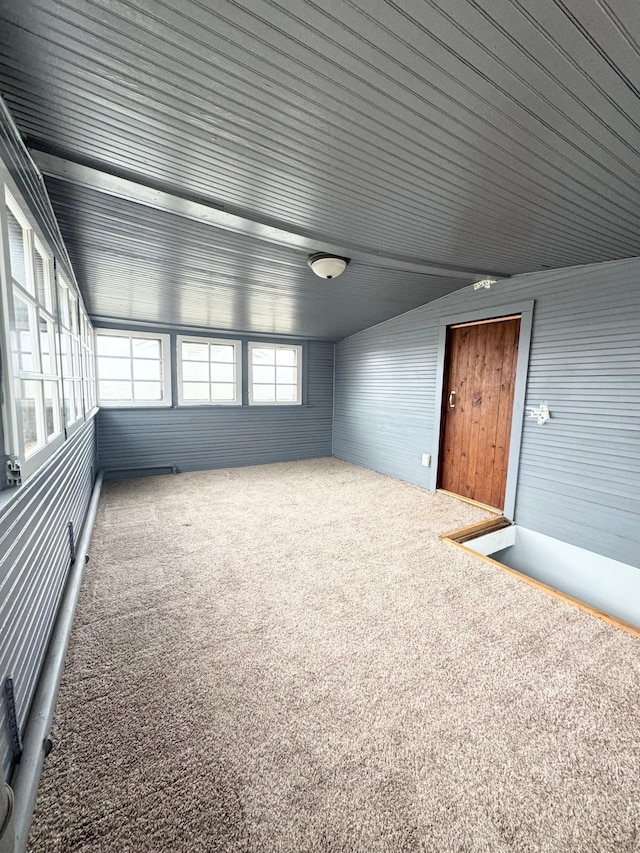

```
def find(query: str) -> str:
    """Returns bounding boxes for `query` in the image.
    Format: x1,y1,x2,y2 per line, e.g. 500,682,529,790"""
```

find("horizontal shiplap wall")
334,258,640,568
0,94,97,784
0,418,95,780
98,339,333,476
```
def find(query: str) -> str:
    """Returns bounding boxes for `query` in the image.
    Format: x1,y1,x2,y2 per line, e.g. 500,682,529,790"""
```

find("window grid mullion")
249,342,302,406
176,336,240,405
95,329,169,406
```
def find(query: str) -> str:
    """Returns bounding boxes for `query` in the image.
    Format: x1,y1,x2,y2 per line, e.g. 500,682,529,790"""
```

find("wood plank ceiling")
0,0,639,339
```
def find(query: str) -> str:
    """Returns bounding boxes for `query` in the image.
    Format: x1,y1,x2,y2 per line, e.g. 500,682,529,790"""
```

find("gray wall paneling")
334,258,640,568
0,94,97,785
0,419,96,781
98,336,334,477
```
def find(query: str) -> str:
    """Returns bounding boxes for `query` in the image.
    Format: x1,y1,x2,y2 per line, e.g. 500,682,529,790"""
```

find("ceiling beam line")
30,148,510,282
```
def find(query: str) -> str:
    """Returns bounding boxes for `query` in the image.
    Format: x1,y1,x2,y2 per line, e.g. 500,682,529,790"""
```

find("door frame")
431,299,535,521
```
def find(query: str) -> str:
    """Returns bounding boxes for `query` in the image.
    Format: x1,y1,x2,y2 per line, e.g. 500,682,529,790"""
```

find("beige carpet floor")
27,458,640,852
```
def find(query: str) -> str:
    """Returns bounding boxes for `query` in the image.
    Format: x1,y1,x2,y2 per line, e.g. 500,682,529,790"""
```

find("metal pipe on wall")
10,471,103,853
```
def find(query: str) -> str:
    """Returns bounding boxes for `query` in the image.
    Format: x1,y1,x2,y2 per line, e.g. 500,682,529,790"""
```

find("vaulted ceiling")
1,0,639,339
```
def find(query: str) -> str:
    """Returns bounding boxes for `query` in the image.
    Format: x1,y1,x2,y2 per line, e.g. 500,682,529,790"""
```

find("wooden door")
438,316,520,510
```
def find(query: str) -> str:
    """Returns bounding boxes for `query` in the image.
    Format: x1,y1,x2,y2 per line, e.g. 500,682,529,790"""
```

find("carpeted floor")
27,458,640,852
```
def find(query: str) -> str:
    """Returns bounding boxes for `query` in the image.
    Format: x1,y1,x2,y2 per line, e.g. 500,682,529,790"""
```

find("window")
0,173,96,487
3,190,63,462
248,342,302,405
95,330,171,406
177,336,241,405
80,307,96,413
58,276,84,427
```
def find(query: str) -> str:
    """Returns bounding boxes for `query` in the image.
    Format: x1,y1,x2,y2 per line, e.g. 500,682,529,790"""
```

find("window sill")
97,403,172,409
175,401,242,408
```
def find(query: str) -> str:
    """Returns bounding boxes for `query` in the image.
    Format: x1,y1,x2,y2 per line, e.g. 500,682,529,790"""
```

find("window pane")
210,344,235,363
183,382,209,401
64,380,80,426
253,365,275,384
39,315,55,374
34,250,52,310
183,361,208,381
276,349,296,366
253,384,275,402
86,381,95,410
276,366,297,385
252,347,275,365
133,359,161,381
133,338,160,358
7,207,28,291
60,333,73,378
44,381,60,437
14,295,36,371
96,335,130,357
98,356,131,380
100,380,132,401
211,363,234,383
276,385,297,403
96,333,166,404
72,338,81,377
85,348,95,379
134,381,162,401
63,380,74,424
20,380,43,454
182,342,208,361
211,383,235,401
74,381,83,418
58,285,70,327
68,294,78,334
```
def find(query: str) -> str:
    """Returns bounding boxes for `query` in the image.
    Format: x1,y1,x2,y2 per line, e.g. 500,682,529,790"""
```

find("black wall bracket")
68,520,76,564
4,676,22,764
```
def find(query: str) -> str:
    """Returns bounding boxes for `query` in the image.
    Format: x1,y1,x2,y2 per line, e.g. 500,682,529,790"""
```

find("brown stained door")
438,316,520,510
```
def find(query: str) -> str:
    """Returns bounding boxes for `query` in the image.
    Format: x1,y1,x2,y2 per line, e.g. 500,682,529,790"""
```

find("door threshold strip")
437,489,503,515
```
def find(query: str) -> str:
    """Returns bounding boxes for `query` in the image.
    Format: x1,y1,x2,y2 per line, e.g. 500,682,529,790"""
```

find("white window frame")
95,329,171,407
177,335,242,406
248,342,303,406
58,274,84,431
1,183,65,482
0,164,96,488
80,306,97,415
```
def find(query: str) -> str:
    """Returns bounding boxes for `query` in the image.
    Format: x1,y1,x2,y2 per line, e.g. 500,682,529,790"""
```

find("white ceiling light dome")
307,253,350,279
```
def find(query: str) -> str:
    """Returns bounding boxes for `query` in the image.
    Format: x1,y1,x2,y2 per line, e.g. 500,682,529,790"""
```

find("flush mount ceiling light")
307,253,350,279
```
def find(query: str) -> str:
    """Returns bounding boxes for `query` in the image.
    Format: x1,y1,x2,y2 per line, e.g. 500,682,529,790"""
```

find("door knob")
449,390,456,408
